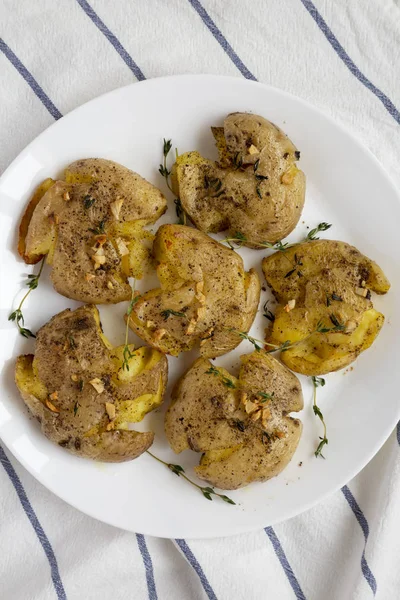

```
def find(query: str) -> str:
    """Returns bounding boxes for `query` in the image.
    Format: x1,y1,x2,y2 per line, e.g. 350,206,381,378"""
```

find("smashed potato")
165,352,303,490
172,112,305,245
15,305,168,462
262,240,390,375
19,159,167,303
128,224,261,357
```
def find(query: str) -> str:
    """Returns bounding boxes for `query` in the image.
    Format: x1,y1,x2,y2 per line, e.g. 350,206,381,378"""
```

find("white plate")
0,75,399,539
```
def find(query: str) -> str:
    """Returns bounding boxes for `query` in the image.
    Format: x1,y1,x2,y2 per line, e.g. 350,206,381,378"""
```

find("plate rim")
1,73,399,538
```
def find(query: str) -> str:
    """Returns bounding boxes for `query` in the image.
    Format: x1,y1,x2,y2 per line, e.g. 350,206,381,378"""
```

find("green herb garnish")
88,220,106,235
160,309,186,321
159,138,187,224
83,195,95,209
206,365,236,389
146,451,235,504
306,222,332,241
311,376,328,458
122,281,140,371
174,198,185,225
263,300,275,322
257,391,275,402
9,258,45,338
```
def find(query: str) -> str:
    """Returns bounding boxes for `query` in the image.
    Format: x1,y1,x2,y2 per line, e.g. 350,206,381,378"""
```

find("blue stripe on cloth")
397,422,400,446
264,527,306,600
0,38,62,120
187,0,256,81
175,539,218,600
136,534,158,600
299,0,400,125
341,485,377,595
0,444,67,600
75,0,145,81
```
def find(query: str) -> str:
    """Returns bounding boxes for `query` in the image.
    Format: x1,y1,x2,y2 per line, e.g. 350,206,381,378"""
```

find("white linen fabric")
1,1,399,599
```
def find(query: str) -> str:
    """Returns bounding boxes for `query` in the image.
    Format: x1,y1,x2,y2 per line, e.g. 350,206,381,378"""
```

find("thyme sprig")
159,138,187,224
122,281,140,371
306,222,332,241
221,221,332,252
227,317,347,355
206,365,236,389
146,451,236,504
311,376,328,458
158,138,173,192
221,232,290,252
9,258,45,338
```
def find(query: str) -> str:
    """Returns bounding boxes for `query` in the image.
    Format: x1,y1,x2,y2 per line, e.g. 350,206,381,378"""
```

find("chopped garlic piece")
153,328,167,341
45,398,60,413
245,400,258,414
346,320,358,332
281,165,298,185
71,374,78,382
95,234,107,246
89,378,105,394
85,273,96,282
115,237,129,257
248,144,259,155
250,409,261,422
284,299,296,312
111,198,124,221
105,402,116,420
107,280,114,290
355,287,368,297
197,306,206,320
186,318,197,335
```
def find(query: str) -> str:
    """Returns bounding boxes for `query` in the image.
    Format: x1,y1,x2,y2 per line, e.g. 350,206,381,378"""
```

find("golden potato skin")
21,159,167,303
174,113,305,245
18,178,56,264
165,352,303,490
15,305,168,462
128,224,261,357
262,240,390,375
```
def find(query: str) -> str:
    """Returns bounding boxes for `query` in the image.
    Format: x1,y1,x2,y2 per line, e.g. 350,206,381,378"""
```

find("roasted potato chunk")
172,113,305,245
20,159,167,303
262,240,390,375
165,352,303,490
15,305,168,462
128,224,261,357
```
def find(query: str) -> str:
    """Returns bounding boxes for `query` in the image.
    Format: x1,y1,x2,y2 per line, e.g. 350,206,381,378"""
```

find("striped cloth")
1,1,399,599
